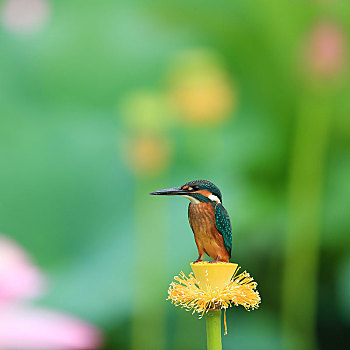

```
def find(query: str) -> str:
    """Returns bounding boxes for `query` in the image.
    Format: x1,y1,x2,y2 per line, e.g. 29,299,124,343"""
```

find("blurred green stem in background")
131,178,167,350
282,84,332,350
206,310,222,350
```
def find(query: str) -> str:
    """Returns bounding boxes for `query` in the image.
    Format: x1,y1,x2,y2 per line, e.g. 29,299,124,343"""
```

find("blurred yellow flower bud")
121,133,172,177
167,50,237,125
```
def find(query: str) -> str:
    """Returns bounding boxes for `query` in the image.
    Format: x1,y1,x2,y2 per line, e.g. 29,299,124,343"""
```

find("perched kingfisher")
150,180,232,263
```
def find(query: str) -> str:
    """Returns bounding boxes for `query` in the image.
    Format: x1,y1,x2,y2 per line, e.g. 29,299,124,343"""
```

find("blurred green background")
1,0,350,349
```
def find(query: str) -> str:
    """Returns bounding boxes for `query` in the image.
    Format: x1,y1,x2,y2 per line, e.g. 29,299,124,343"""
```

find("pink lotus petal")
1,0,50,34
0,304,101,349
305,21,347,77
0,235,45,302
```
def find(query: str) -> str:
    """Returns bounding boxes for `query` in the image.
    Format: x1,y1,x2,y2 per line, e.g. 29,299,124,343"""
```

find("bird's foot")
209,256,220,264
193,257,203,264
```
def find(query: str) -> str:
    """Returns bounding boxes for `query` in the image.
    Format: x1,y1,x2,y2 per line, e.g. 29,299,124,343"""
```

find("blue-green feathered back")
214,203,232,258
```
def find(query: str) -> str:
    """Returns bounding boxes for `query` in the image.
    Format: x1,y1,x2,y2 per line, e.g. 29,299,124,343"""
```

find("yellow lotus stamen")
167,262,261,333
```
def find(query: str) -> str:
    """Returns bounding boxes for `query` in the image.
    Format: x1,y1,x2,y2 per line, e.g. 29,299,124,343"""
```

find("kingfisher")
150,180,232,263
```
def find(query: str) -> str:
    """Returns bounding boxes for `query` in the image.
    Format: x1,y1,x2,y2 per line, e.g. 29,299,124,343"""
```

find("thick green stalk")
206,310,222,350
282,85,332,350
131,179,167,350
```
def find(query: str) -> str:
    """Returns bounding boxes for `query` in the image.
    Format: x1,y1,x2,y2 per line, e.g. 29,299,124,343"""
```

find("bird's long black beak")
149,186,188,196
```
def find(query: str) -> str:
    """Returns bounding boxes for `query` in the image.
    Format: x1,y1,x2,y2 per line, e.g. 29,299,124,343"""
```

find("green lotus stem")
206,310,222,350
282,85,332,350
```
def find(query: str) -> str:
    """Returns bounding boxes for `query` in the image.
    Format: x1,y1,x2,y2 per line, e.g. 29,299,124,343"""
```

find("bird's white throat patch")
208,194,221,203
182,195,200,204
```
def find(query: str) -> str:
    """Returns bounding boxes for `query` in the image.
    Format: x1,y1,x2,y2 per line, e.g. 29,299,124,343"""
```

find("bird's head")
150,180,222,204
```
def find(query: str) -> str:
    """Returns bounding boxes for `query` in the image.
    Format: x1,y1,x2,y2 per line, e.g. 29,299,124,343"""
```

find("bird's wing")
214,203,232,257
